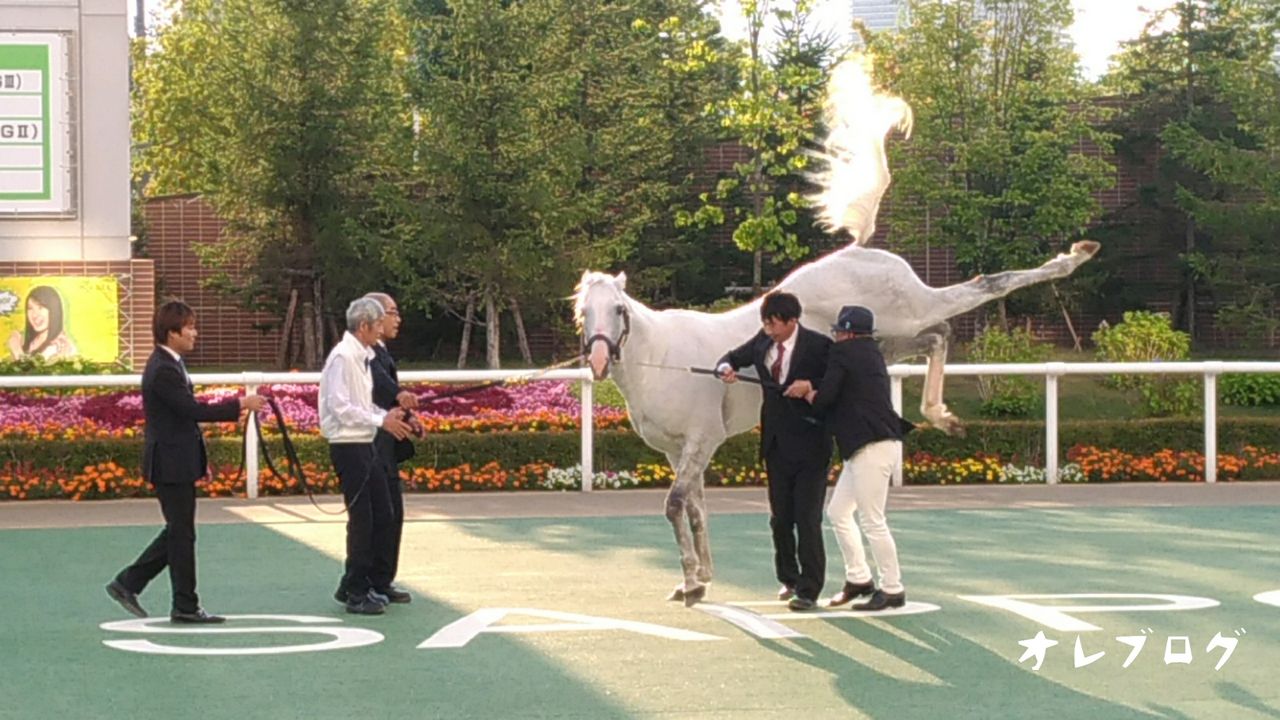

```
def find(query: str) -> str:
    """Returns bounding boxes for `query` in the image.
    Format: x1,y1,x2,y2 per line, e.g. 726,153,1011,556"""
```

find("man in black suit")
717,292,833,611
786,305,915,612
363,292,420,604
106,301,265,623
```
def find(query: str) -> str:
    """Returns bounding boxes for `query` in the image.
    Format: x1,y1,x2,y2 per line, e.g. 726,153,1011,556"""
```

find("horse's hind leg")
880,322,963,436
933,241,1100,315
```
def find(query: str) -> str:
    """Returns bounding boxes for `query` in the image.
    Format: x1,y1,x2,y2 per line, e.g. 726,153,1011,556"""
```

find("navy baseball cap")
832,305,875,334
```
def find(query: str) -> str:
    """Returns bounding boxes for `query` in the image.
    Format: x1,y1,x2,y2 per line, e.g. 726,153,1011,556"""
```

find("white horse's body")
573,53,1101,602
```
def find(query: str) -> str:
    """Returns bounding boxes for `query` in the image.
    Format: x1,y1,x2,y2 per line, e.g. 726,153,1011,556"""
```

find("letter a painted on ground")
418,607,725,649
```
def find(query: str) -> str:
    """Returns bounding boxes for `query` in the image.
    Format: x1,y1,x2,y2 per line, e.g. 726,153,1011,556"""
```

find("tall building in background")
851,0,904,33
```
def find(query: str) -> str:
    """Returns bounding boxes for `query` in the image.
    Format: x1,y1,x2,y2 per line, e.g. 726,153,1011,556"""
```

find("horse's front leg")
664,442,717,606
688,473,713,586
881,323,963,436
918,324,963,436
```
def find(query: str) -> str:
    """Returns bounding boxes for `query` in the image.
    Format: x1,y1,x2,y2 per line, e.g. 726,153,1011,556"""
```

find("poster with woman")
0,276,119,363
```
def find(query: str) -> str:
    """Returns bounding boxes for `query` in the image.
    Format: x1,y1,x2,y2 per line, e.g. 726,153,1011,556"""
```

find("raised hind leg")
930,241,1100,319
879,322,963,436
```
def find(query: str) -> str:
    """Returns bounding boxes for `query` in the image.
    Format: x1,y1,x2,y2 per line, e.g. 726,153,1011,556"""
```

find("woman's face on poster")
26,297,49,333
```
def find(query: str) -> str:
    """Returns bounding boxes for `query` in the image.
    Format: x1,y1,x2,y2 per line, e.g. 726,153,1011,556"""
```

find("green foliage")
1102,0,1280,343
1092,310,1199,416
1220,373,1280,407
0,357,127,377
966,326,1051,417
134,0,408,366
863,0,1114,319
681,0,835,291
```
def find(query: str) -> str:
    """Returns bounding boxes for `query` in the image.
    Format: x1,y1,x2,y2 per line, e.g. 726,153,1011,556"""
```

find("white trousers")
827,439,903,594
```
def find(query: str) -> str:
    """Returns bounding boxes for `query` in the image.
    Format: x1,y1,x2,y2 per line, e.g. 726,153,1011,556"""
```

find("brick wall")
0,259,154,371
141,195,285,367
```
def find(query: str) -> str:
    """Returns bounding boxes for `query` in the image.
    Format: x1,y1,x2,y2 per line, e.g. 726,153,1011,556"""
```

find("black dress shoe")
827,580,877,608
106,580,148,618
852,590,906,612
777,585,796,601
787,595,817,612
171,608,226,624
345,595,386,615
375,585,412,604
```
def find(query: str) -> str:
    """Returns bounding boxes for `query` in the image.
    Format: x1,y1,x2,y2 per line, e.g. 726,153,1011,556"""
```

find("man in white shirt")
319,297,413,615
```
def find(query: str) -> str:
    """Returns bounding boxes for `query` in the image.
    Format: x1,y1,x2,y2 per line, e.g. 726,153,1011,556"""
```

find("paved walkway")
3,481,1279,529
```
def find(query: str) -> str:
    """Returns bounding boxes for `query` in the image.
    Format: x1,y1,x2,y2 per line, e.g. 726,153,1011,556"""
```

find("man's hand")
382,409,413,440
783,380,812,398
240,394,266,412
396,390,420,410
718,367,738,384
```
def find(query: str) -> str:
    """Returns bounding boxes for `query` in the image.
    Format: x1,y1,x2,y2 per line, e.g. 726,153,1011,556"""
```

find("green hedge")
4,417,1279,476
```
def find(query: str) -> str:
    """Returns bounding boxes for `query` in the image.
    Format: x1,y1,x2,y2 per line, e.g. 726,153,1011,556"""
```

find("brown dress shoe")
827,580,876,608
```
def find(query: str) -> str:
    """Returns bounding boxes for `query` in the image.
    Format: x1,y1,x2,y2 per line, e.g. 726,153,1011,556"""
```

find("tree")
134,0,407,368
864,0,1114,330
1104,0,1280,344
386,0,733,366
677,0,837,293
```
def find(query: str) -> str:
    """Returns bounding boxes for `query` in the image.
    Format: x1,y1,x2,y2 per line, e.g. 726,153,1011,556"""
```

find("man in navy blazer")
106,301,264,623
717,292,833,610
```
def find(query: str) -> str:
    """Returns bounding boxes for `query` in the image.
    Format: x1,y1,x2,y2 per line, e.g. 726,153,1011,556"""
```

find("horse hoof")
682,585,707,607
1072,240,1101,258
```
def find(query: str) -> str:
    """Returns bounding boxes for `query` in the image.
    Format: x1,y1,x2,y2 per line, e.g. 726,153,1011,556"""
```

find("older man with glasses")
319,297,414,615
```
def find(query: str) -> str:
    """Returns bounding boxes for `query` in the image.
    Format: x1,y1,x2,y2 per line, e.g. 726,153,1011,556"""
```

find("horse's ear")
616,272,627,290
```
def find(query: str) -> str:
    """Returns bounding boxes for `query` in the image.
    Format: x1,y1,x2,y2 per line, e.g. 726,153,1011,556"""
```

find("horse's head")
574,270,631,380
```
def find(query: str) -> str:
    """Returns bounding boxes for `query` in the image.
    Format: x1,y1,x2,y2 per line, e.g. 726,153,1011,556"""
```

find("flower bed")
4,445,1276,501
0,381,630,440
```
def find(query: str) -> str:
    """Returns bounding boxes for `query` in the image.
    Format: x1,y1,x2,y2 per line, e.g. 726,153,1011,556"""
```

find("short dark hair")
153,301,195,345
760,292,801,322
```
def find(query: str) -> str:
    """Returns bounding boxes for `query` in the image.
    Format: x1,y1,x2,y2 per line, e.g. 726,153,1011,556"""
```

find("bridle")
581,302,630,361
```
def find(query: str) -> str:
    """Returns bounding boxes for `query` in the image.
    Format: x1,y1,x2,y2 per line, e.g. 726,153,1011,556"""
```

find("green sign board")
0,34,70,215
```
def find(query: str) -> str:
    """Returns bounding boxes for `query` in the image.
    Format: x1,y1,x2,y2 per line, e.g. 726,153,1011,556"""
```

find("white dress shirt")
318,331,386,443
159,344,191,383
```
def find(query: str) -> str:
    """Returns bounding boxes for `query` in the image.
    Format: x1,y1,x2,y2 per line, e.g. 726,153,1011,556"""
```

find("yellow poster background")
0,276,120,363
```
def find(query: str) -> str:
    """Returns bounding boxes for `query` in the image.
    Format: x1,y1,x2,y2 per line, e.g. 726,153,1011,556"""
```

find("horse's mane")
572,271,619,329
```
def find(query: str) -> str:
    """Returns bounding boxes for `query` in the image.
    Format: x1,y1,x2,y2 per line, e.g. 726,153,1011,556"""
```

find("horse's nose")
587,338,611,380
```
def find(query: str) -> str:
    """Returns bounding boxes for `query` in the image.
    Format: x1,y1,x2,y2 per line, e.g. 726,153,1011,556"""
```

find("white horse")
572,53,1101,604
574,241,1098,603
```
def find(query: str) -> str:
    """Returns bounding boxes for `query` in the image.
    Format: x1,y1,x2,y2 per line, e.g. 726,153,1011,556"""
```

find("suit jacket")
370,342,415,464
810,337,915,460
719,326,832,463
140,348,241,485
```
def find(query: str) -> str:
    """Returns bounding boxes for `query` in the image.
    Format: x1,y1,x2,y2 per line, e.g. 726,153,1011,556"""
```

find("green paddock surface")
1,484,1278,720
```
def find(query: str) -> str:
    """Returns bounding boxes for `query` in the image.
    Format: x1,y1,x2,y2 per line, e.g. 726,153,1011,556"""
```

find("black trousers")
330,443,394,597
371,432,405,590
117,482,200,613
765,453,829,601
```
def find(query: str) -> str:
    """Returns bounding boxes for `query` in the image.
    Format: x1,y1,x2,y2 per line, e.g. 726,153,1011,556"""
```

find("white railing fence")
887,361,1280,486
2,361,1277,494
0,368,595,498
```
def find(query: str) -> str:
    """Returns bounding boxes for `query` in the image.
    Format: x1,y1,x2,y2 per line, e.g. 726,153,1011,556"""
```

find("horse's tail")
807,53,913,246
